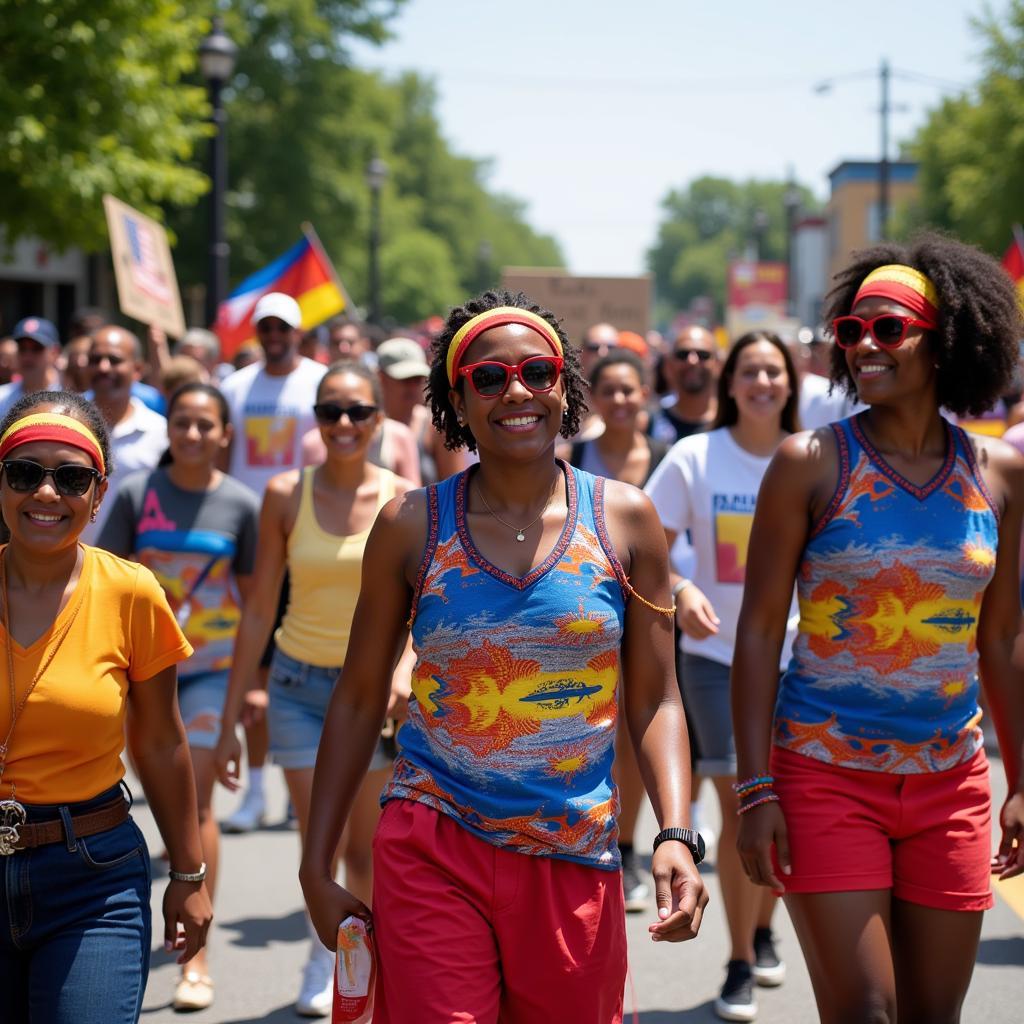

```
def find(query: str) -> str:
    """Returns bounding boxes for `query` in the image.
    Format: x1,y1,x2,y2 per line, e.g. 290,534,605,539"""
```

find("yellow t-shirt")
0,544,193,803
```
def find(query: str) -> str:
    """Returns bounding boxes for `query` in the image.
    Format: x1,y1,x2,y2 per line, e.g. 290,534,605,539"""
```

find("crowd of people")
0,229,1022,1024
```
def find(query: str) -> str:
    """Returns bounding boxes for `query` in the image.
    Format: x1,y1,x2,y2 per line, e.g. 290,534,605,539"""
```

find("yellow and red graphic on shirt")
245,415,297,467
712,494,759,584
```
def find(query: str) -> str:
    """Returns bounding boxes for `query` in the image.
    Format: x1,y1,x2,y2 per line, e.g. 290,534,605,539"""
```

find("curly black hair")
0,390,113,476
824,231,1024,417
426,290,589,453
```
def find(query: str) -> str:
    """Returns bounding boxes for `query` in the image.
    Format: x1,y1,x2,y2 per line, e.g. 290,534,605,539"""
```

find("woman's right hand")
737,800,790,892
300,872,372,951
675,584,720,639
214,728,243,790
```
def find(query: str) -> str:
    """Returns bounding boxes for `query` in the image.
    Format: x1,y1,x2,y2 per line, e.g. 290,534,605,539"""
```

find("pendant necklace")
475,472,559,542
0,551,83,854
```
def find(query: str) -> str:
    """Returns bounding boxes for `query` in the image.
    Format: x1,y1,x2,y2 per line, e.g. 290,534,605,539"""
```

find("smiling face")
256,316,299,370
590,362,647,432
449,323,565,463
0,427,105,557
844,296,936,407
316,372,382,463
167,391,231,469
88,328,139,404
728,340,792,426
666,326,719,397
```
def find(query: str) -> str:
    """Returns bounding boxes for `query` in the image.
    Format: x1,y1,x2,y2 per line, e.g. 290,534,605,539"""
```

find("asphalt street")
134,754,1024,1023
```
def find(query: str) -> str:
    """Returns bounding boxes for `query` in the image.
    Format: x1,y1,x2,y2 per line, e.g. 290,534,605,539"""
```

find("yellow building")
827,161,919,283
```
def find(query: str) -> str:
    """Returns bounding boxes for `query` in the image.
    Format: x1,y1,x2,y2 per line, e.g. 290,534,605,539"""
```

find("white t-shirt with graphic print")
220,357,327,496
645,426,798,669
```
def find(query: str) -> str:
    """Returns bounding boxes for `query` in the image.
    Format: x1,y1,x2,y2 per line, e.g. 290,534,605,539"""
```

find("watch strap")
652,827,705,864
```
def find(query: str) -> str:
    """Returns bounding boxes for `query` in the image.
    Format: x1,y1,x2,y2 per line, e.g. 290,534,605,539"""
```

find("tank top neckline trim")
454,459,579,591
849,411,956,501
300,464,392,542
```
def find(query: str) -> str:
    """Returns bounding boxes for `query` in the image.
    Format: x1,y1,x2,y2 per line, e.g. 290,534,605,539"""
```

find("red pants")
371,799,627,1023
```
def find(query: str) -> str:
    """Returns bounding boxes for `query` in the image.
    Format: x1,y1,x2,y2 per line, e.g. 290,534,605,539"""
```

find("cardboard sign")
103,194,186,339
500,269,650,343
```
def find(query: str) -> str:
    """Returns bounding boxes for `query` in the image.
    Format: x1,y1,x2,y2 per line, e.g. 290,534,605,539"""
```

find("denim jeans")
0,783,152,1024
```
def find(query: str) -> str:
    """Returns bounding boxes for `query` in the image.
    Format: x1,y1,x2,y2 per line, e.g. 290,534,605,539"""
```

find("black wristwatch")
652,827,706,865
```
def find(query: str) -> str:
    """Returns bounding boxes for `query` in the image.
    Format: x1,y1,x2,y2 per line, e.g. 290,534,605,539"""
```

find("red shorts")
371,799,627,1024
769,745,993,912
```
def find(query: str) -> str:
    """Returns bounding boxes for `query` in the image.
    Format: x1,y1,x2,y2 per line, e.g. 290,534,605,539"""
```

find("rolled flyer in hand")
333,915,376,1023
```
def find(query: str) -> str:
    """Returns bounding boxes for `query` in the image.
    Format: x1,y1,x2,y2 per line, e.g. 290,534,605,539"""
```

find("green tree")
646,176,818,322
0,0,212,250
908,0,1024,253
169,10,562,325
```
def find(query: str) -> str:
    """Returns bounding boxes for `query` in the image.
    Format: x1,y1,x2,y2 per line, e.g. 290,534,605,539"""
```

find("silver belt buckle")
0,799,26,855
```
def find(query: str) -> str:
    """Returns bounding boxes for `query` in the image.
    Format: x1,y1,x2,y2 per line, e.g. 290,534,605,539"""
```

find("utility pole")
879,58,891,240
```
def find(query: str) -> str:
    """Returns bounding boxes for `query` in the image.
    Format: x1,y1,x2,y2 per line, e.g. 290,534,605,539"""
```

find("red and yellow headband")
446,307,563,386
0,413,106,476
853,264,940,324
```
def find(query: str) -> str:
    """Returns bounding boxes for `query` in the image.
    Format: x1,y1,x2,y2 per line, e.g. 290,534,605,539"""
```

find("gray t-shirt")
98,468,260,677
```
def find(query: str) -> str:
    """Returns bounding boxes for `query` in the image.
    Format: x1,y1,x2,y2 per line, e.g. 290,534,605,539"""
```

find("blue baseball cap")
12,316,60,348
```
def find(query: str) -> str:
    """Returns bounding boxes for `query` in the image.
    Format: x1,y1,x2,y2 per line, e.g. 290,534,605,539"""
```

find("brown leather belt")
11,797,129,851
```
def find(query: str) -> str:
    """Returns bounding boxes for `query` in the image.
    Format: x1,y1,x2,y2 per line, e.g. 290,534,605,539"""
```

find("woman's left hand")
992,791,1024,879
163,880,213,965
647,841,708,942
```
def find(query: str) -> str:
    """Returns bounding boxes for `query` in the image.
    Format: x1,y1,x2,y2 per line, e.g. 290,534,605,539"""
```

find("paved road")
136,755,1024,1023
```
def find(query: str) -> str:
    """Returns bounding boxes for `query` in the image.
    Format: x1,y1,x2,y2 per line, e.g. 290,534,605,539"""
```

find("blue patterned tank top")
774,414,999,774
382,463,629,869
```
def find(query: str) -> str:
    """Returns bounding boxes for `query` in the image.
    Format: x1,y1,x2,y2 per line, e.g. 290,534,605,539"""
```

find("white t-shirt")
799,373,864,430
83,397,169,544
219,358,326,495
0,381,25,420
645,427,798,668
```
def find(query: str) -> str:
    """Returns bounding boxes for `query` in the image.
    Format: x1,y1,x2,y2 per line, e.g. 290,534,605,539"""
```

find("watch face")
692,831,706,864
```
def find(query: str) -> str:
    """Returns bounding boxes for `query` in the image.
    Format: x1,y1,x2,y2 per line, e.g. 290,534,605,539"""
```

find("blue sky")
351,0,1006,276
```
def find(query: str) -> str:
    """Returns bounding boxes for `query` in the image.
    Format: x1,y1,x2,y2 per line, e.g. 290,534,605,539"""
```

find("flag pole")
301,222,360,322
1012,223,1024,257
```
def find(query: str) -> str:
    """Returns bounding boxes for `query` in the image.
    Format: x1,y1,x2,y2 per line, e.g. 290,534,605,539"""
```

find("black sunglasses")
673,348,714,362
1,459,102,497
313,402,379,424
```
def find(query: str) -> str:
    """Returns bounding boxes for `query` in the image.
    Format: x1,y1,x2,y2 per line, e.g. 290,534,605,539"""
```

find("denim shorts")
0,783,152,1023
178,669,228,751
679,651,736,776
268,649,393,772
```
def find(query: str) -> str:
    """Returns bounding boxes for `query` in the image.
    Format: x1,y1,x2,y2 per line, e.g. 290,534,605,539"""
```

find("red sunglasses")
458,355,564,398
832,314,935,350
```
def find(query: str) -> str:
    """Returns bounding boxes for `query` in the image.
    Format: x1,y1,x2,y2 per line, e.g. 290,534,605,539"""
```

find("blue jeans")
0,783,152,1024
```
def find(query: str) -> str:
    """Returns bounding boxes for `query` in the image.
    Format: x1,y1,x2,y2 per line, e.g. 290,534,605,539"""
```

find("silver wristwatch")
168,861,207,883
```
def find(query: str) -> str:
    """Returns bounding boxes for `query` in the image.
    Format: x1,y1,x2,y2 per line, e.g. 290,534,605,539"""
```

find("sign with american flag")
103,194,186,338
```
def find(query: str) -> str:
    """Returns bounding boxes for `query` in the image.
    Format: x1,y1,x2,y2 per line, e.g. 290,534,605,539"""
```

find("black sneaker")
714,960,757,1022
620,847,651,913
752,926,786,987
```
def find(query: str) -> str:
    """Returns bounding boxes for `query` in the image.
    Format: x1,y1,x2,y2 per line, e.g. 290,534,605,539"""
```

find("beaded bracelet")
733,774,774,796
736,792,780,815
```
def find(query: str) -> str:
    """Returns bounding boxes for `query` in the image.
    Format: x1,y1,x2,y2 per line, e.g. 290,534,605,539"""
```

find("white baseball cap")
252,292,302,329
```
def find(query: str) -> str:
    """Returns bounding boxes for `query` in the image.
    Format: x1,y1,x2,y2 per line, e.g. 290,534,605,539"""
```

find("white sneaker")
296,941,334,1018
221,787,266,834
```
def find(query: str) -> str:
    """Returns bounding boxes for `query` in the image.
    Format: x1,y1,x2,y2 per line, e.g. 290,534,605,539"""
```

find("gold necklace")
0,551,83,795
474,472,560,543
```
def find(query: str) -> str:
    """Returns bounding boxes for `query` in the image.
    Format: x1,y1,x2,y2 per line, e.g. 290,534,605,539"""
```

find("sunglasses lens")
521,359,559,391
347,405,377,423
834,319,864,349
314,403,342,423
872,316,906,346
470,364,509,397
3,460,44,492
53,466,96,496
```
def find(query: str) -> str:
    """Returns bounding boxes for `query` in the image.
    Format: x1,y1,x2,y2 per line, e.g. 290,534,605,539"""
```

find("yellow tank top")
275,466,396,668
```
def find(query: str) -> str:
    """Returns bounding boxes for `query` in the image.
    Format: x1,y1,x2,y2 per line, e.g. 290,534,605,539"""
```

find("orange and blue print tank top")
775,414,998,774
382,463,629,869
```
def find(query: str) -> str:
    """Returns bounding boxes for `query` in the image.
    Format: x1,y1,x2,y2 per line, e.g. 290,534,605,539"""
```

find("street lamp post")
199,17,237,329
783,180,801,317
365,157,388,326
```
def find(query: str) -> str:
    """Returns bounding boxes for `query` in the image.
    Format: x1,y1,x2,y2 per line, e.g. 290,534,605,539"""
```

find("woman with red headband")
0,390,211,1023
732,233,1024,1022
300,291,708,1023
